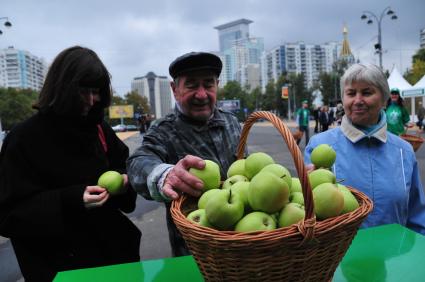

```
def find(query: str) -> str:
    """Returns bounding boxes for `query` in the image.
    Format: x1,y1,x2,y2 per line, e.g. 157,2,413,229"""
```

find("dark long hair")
386,95,404,108
34,46,112,116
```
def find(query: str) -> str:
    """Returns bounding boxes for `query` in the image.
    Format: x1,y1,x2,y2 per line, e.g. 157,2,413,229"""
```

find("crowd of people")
0,46,424,281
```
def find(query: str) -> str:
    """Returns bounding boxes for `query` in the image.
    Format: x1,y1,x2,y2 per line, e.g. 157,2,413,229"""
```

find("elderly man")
127,52,242,256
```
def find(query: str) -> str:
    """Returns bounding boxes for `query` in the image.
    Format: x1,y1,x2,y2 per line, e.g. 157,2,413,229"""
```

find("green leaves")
0,88,38,130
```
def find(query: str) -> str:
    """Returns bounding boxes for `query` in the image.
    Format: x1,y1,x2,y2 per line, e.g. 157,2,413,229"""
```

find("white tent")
387,67,413,93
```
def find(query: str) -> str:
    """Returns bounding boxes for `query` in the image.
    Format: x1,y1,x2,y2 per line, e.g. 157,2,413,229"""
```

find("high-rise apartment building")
261,42,341,90
0,46,47,91
215,19,263,90
420,27,425,49
131,72,173,119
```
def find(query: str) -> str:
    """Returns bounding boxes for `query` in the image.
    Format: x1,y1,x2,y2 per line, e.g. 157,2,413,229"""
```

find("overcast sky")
1,0,424,96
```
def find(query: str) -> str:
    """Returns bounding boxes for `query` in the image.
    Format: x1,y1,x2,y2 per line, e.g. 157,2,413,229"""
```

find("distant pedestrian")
386,88,411,135
296,100,310,146
335,102,345,125
313,106,320,133
416,103,425,131
319,105,332,132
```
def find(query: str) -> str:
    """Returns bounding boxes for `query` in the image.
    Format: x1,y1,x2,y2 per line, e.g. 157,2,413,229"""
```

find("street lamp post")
361,7,397,69
0,17,12,35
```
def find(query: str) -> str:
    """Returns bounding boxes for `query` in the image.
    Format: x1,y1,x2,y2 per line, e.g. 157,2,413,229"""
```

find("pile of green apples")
186,144,359,232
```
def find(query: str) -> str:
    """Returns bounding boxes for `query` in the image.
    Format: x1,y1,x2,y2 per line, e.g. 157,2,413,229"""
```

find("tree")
125,91,150,115
405,49,425,85
0,88,38,130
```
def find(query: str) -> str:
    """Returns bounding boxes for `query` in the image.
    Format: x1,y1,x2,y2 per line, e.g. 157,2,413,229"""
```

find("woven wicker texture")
171,111,373,282
400,133,424,152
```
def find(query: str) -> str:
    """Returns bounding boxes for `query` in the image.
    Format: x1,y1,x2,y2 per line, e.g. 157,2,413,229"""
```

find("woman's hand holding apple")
83,185,110,209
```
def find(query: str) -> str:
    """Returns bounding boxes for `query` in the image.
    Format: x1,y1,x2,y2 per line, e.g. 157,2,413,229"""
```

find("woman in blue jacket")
304,63,425,235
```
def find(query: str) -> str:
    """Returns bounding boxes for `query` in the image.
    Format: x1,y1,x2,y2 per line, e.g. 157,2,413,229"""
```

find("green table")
54,224,425,282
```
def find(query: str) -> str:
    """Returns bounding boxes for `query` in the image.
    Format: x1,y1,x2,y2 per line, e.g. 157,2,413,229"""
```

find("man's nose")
195,86,208,98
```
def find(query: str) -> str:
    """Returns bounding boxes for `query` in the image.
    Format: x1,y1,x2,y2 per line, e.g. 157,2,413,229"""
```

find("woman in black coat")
0,46,141,281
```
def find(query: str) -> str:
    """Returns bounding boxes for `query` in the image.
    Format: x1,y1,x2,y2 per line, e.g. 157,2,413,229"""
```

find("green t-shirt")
296,108,310,127
386,104,410,135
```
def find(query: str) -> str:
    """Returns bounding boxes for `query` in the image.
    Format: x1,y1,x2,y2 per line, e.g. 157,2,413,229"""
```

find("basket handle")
237,111,316,240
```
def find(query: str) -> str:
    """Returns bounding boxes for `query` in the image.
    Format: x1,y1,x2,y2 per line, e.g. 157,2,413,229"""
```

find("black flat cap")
169,52,222,79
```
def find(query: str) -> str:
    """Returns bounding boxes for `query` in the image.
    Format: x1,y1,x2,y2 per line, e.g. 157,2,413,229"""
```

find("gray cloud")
1,0,423,95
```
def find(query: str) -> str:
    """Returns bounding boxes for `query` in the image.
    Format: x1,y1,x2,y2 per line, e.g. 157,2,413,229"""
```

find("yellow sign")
281,86,289,99
109,105,134,119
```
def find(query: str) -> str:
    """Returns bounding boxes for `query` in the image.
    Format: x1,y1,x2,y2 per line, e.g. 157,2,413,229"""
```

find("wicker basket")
400,133,424,152
171,111,373,282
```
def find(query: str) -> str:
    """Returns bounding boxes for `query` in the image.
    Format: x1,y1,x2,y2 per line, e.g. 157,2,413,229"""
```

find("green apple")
187,209,213,228
308,168,336,189
313,183,344,220
198,188,221,209
248,171,290,214
205,189,244,230
244,152,275,179
290,177,302,193
189,159,221,191
337,183,350,193
289,191,304,206
227,159,247,178
222,174,249,190
278,203,305,228
310,144,337,169
230,181,251,211
338,188,359,214
260,164,292,190
97,170,125,195
234,211,276,232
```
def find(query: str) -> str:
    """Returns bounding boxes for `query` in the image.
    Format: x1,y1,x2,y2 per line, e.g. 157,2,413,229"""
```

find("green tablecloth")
54,224,425,282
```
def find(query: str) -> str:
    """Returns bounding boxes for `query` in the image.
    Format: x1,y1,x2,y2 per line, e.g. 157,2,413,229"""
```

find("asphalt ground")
1,120,425,281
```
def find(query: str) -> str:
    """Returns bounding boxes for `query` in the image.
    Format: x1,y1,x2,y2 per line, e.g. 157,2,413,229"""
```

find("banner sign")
109,105,134,119
281,86,289,99
217,100,241,111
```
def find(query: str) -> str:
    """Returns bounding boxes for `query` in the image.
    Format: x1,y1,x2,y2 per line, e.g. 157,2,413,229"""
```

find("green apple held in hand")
244,152,275,179
310,144,336,169
338,185,359,214
197,189,221,209
290,177,302,193
313,183,344,220
289,192,304,206
234,211,276,232
97,171,125,195
222,174,248,190
205,189,244,230
260,164,292,190
278,202,305,227
189,160,221,191
308,168,336,189
187,209,213,228
227,159,247,178
248,171,289,213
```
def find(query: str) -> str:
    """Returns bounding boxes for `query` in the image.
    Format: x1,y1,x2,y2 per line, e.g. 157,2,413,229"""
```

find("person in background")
313,106,320,133
304,63,425,235
335,102,345,126
386,88,411,135
319,105,332,132
296,100,310,146
0,46,141,281
126,52,242,257
416,102,425,131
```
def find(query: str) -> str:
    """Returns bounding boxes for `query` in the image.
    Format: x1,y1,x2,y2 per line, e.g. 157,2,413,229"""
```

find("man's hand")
83,186,110,209
162,155,205,200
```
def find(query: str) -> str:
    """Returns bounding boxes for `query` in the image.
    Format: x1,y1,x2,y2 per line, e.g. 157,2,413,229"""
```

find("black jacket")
0,112,141,281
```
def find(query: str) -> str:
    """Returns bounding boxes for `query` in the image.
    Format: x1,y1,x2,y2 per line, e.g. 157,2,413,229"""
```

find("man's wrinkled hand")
162,155,205,200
